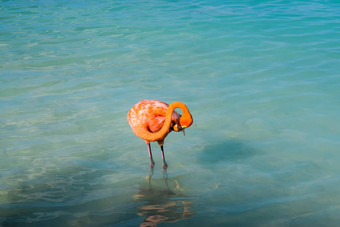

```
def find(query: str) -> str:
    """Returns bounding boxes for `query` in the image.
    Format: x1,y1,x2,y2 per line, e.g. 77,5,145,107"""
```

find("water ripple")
1,0,340,226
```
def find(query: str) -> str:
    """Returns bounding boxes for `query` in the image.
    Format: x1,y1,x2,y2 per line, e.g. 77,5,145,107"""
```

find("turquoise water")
1,0,340,226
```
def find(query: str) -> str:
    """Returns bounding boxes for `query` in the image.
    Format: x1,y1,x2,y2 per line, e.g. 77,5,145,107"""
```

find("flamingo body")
127,100,193,168
127,100,180,145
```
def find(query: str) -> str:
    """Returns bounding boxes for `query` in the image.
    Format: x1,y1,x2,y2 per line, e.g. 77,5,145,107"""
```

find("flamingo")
127,100,193,169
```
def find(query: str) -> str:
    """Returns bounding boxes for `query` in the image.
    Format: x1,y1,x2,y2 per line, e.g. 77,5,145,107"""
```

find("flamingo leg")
160,145,168,169
147,143,155,167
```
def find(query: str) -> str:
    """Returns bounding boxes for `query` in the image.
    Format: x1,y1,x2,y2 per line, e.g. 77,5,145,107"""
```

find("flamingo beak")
173,124,187,136
173,124,187,131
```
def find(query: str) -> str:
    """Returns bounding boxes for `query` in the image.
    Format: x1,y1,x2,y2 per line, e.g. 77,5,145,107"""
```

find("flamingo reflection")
134,168,195,226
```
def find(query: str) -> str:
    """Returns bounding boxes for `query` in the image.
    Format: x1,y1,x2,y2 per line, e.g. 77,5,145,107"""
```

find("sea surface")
1,0,340,226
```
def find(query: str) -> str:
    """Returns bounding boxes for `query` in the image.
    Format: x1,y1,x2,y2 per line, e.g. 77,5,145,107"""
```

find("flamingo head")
172,113,193,133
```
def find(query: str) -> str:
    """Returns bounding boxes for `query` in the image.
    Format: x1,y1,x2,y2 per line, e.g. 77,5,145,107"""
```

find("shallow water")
1,0,340,226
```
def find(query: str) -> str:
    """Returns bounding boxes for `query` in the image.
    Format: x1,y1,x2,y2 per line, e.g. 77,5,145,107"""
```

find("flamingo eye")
173,124,181,131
